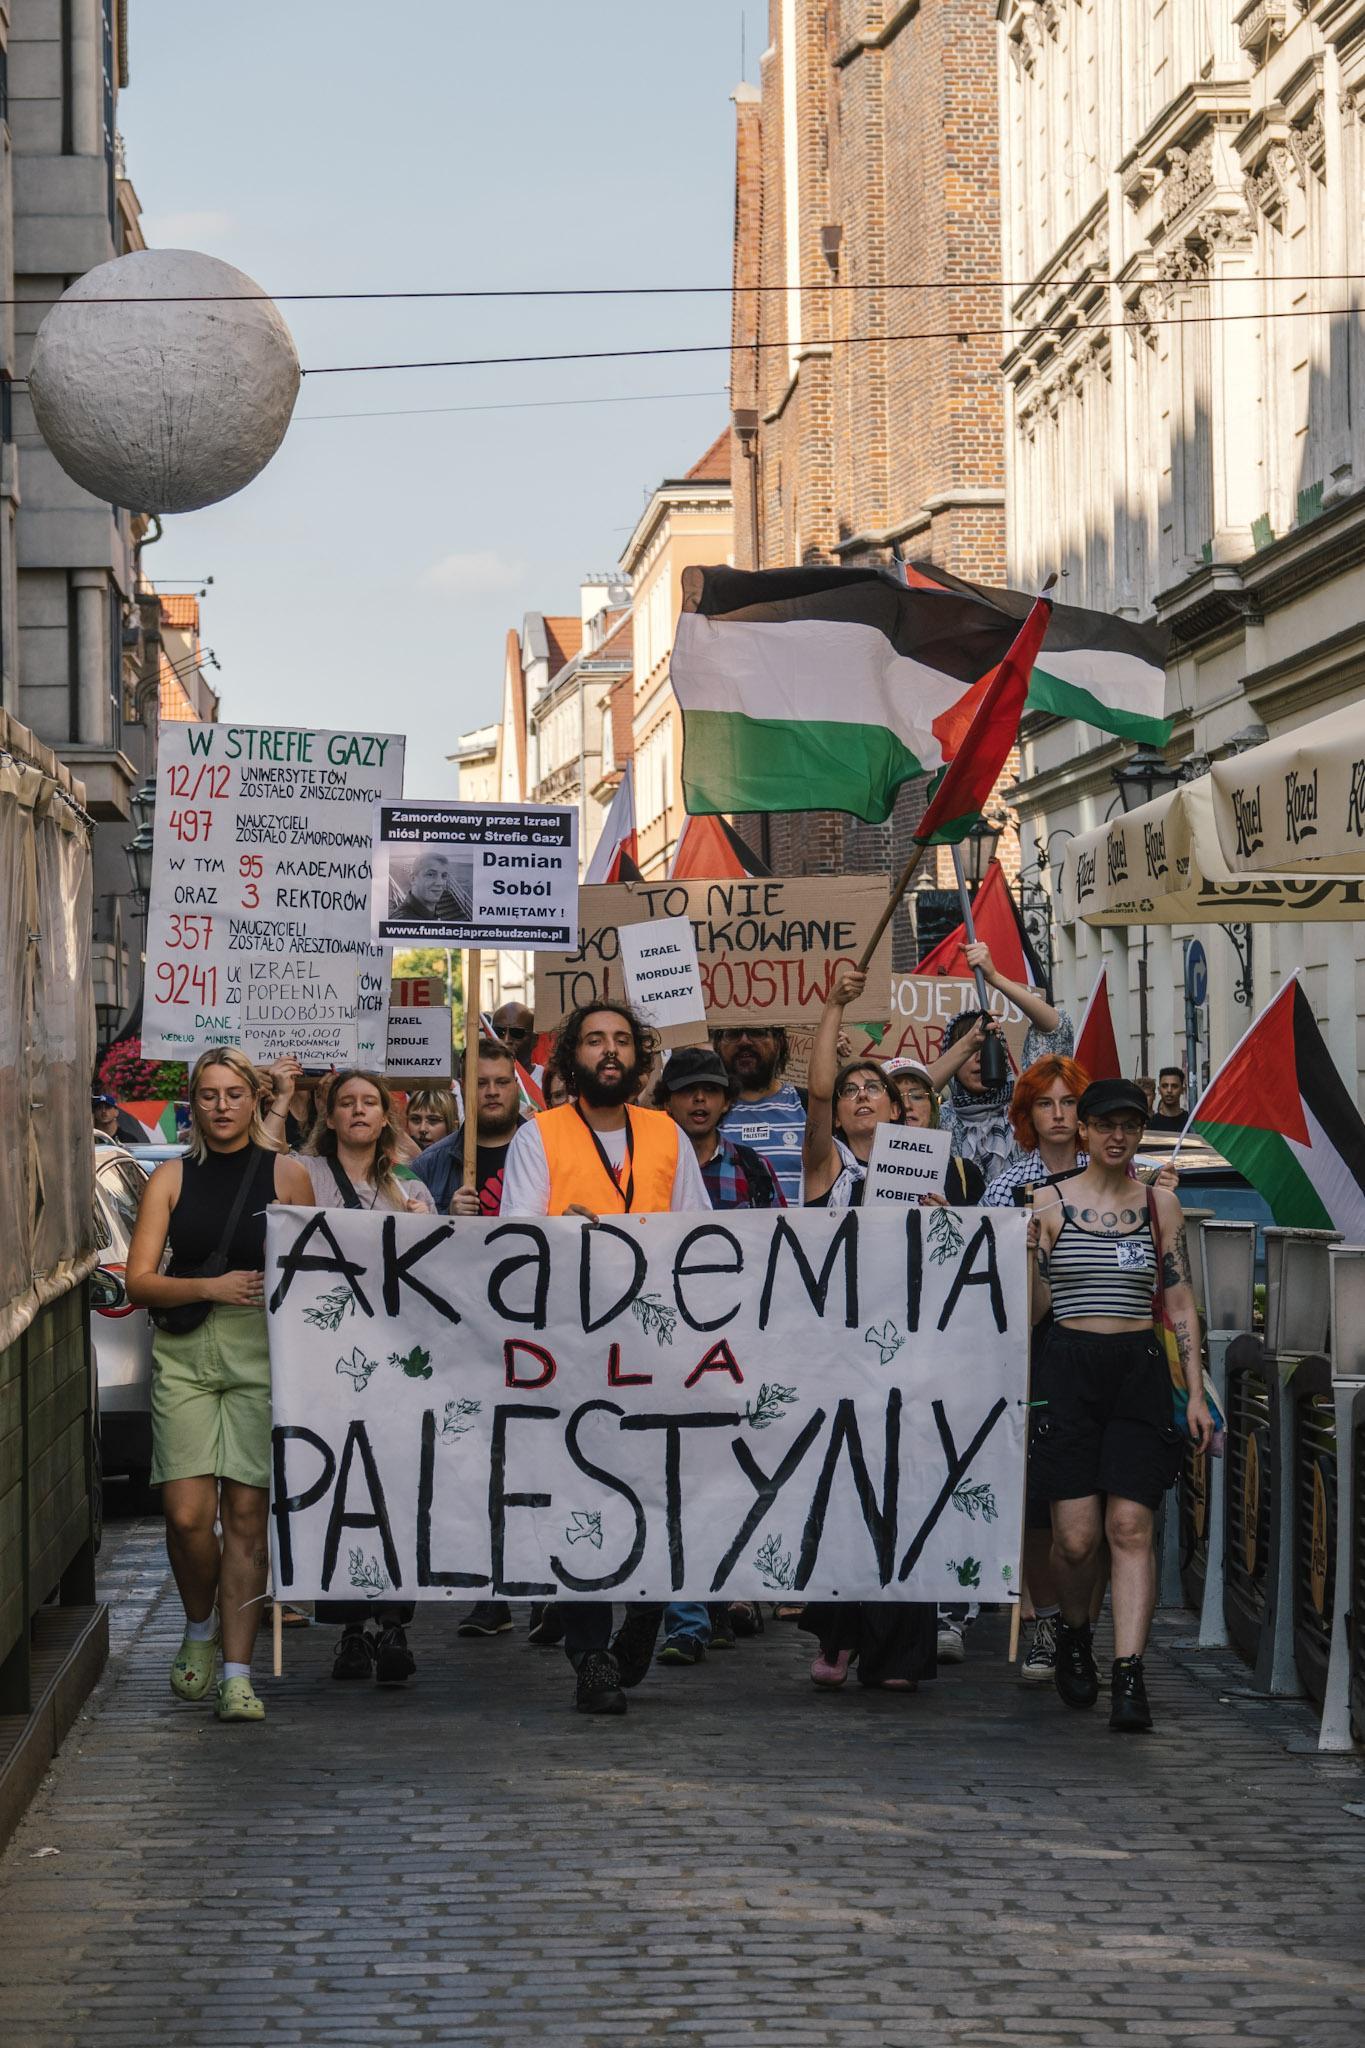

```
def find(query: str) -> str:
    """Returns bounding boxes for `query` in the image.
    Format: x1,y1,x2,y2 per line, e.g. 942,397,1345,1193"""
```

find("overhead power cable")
292,385,727,424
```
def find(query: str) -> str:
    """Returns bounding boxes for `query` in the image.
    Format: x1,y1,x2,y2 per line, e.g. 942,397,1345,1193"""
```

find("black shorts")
1031,1326,1182,1512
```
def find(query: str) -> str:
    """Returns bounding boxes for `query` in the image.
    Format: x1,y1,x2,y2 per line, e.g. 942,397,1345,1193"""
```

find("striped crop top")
1046,1210,1156,1322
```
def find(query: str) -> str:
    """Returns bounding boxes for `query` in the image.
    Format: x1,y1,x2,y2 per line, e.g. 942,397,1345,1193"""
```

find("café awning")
1209,701,1365,876
1059,776,1365,926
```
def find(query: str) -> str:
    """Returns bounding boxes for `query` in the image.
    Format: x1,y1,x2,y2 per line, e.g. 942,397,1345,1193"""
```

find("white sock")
222,1661,251,1682
1033,1604,1060,1620
185,1613,217,1642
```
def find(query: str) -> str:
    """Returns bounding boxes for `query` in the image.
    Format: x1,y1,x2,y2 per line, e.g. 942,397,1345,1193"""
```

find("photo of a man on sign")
388,852,474,925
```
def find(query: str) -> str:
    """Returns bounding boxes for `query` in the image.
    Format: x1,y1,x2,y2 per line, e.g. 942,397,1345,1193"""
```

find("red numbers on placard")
152,962,219,1007
163,914,214,950
165,763,229,800
165,808,213,843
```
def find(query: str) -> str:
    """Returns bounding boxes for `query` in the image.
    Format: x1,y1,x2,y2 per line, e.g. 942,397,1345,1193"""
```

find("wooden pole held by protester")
855,837,930,973
462,948,481,1190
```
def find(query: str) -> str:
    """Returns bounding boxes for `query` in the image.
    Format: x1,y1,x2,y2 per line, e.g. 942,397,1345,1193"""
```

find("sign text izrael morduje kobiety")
266,1205,1027,1606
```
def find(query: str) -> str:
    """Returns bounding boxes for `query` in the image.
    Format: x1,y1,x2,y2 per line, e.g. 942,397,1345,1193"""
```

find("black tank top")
168,1144,274,1274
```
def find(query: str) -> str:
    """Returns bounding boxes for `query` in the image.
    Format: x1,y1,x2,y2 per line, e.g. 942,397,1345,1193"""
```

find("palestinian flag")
911,591,1051,845
668,812,769,879
916,860,1043,990
907,562,1171,749
1186,975,1365,1236
121,1100,180,1142
672,562,1172,825
1073,965,1122,1082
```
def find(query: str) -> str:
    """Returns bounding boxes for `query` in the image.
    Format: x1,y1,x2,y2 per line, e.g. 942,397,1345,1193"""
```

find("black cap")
92,1092,115,1107
661,1046,736,1096
1077,1078,1150,1122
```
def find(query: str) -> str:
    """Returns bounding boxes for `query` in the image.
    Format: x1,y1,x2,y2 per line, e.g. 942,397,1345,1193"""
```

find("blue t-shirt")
720,1082,806,1206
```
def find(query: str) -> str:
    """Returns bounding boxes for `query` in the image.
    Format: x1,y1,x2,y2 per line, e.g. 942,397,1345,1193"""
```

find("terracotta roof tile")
597,611,634,663
544,615,583,677
685,426,732,483
158,592,200,631
158,648,196,722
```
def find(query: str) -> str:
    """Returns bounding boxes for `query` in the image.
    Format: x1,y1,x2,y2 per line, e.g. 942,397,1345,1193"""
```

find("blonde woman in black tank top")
1028,1078,1211,1733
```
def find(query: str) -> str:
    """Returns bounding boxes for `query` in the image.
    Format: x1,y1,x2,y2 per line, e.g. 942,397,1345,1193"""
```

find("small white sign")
385,1006,453,1083
239,956,360,1068
617,915,707,1028
862,1123,952,1206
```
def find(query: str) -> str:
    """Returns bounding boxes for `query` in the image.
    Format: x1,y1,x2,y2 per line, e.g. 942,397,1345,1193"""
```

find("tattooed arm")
1155,1189,1212,1451
1028,1190,1060,1326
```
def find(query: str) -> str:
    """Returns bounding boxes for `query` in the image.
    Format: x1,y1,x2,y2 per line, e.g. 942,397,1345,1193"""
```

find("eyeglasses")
899,1085,932,1103
717,1029,776,1043
837,1080,889,1102
1086,1115,1144,1137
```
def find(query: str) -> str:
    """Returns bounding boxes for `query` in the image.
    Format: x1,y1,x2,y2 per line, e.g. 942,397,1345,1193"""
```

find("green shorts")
150,1305,272,1491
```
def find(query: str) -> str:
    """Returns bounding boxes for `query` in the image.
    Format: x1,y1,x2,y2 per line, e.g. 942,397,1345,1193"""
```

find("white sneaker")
1020,1614,1057,1684
936,1623,966,1664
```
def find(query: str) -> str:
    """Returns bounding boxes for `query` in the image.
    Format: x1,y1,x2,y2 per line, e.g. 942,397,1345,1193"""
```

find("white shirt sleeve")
670,1132,713,1211
498,1120,551,1215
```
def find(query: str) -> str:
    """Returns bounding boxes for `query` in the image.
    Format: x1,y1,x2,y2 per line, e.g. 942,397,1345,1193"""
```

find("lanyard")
574,1105,635,1212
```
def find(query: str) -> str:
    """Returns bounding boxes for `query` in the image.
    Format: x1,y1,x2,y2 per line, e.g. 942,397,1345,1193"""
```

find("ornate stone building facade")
1003,0,1365,1088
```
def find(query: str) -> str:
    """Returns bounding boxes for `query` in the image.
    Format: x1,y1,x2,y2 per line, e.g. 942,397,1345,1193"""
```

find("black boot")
374,1622,416,1686
331,1626,374,1681
1054,1617,1099,1709
610,1607,663,1688
1109,1655,1153,1732
574,1648,627,1715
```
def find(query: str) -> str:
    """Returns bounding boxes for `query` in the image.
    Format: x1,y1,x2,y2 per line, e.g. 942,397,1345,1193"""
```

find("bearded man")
714,1023,806,1205
498,1002,710,1715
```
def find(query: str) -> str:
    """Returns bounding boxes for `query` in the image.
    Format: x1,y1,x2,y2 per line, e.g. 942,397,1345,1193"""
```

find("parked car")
91,1143,155,1485
1138,1131,1274,1284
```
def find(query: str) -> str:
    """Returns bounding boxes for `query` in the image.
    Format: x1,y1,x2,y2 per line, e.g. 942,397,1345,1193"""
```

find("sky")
119,1,750,797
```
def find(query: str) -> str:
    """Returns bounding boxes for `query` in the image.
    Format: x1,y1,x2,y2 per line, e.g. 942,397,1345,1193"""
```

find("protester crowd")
114,936,1208,1737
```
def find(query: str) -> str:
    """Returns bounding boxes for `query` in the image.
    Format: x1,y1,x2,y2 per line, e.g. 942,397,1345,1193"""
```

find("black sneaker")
374,1623,416,1686
1054,1618,1100,1709
527,1603,566,1646
610,1608,663,1688
331,1626,374,1681
707,1605,735,1650
457,1600,513,1637
574,1649,627,1715
1109,1655,1153,1732
657,1633,705,1665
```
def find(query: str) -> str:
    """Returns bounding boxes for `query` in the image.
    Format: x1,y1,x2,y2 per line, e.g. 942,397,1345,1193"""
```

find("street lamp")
1264,1227,1340,1358
1112,748,1179,1075
961,813,1003,891
123,773,156,916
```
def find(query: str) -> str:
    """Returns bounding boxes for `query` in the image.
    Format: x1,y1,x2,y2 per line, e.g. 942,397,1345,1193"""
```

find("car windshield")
96,1157,148,1245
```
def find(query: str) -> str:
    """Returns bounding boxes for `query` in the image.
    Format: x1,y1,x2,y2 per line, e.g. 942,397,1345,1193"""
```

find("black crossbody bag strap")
326,1153,365,1210
199,1145,270,1275
574,1104,635,1211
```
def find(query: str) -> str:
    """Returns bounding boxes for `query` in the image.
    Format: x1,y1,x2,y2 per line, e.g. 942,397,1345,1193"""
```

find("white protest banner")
372,801,577,949
533,876,894,1030
240,956,360,1068
862,1124,952,1207
266,1205,1027,1606
142,720,404,1066
617,914,707,1031
385,1006,454,1083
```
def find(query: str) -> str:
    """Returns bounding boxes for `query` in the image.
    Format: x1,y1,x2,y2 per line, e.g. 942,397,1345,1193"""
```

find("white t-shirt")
500,1114,711,1216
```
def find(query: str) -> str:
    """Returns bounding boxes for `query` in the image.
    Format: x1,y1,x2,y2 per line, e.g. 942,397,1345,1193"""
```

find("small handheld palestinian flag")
1073,965,1122,1083
1183,974,1365,1236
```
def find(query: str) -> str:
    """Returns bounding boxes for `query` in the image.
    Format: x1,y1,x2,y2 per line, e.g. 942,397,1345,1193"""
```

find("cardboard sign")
532,877,894,1030
391,975,446,1008
266,1204,1028,1605
142,720,404,1067
372,802,577,949
384,1007,453,1084
862,1124,952,1206
855,975,1031,1068
239,956,360,1068
617,914,707,1030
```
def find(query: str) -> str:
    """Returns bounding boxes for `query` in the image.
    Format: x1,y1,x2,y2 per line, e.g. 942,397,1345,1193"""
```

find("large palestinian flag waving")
1187,976,1365,1236
673,562,1171,825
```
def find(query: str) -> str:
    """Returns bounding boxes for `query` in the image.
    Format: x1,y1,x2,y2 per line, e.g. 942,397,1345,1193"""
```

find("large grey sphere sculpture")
28,248,300,514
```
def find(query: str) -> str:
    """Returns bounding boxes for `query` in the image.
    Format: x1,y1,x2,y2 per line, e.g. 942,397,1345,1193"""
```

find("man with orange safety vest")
499,1000,710,1714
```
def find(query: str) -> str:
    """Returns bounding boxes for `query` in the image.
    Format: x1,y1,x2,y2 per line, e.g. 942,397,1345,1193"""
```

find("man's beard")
479,1102,521,1141
729,1045,777,1090
573,1057,636,1109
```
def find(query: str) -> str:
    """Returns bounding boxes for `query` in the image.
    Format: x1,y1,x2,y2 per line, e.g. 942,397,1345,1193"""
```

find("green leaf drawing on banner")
348,1548,389,1596
565,1509,603,1549
439,1397,482,1441
755,1533,794,1590
335,1346,377,1391
1001,1563,1015,1584
630,1292,677,1346
304,1284,357,1332
928,1208,966,1265
864,1320,903,1366
951,1481,998,1523
945,1556,982,1588
389,1345,433,1380
743,1382,798,1429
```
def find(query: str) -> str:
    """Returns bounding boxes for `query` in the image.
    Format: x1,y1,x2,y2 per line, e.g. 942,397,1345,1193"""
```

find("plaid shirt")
981,1148,1089,1208
700,1134,787,1211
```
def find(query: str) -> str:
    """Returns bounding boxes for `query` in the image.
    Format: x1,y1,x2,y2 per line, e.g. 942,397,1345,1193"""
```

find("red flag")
1074,965,1122,1082
668,813,768,879
913,592,1052,845
585,762,641,883
915,861,1037,988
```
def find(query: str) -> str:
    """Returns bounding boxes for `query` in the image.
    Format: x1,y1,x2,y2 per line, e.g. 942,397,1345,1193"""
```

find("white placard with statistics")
141,720,404,1066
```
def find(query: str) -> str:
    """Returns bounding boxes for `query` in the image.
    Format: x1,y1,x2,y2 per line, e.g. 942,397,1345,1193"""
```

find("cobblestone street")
0,1520,1361,2048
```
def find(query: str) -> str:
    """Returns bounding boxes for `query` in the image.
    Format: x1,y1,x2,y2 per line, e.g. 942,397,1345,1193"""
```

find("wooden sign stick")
855,838,930,973
462,948,482,1190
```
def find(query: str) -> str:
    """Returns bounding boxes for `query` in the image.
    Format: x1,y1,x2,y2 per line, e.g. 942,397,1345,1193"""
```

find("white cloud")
421,550,526,594
141,210,239,246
